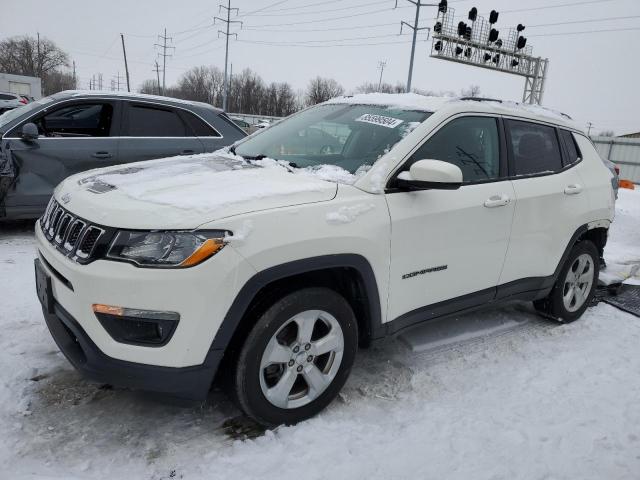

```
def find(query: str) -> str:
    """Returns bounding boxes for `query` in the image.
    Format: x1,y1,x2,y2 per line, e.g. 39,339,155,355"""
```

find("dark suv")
0,91,245,220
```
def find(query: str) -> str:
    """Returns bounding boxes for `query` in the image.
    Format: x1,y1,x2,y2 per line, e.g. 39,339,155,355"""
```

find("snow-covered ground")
1,189,639,480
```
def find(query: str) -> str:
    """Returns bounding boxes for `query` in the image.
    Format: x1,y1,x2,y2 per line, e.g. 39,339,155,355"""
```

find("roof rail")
460,97,502,103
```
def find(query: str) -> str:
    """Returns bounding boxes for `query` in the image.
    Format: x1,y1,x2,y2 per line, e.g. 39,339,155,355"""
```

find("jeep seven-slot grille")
41,198,108,263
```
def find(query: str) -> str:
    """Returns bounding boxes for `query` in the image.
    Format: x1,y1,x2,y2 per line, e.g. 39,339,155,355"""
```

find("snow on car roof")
57,90,218,111
326,92,581,132
325,92,452,112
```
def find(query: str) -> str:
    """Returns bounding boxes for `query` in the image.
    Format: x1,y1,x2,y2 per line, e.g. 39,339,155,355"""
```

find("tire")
534,240,600,322
234,287,358,427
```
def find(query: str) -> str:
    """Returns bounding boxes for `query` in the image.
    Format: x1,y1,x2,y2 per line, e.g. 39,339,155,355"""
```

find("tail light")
614,165,620,176
19,97,27,104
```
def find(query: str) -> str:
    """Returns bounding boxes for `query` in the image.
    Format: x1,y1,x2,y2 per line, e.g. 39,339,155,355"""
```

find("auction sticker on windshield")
355,113,404,129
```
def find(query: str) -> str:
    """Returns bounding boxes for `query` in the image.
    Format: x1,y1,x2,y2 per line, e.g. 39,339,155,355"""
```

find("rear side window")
0,94,15,100
126,105,187,137
558,129,581,166
180,111,220,137
407,116,501,183
507,120,562,176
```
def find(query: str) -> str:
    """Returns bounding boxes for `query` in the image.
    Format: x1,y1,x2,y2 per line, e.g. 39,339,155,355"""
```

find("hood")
56,154,337,229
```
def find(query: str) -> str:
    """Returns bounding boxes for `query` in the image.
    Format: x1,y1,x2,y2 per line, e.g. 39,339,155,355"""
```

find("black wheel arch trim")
209,254,383,354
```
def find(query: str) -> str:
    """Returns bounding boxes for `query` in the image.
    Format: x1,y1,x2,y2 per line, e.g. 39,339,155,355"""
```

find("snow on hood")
58,152,340,229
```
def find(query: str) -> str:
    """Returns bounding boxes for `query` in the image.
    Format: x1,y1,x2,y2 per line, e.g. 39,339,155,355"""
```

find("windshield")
0,95,57,131
234,103,432,173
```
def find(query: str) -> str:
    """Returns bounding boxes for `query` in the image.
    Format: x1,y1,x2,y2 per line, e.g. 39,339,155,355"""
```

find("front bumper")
38,279,222,400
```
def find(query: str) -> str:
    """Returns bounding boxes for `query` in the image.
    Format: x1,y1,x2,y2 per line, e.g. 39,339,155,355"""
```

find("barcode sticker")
355,113,404,129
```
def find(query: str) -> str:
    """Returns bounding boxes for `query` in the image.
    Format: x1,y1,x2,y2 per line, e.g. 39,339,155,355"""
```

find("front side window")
33,103,113,137
234,103,431,173
126,105,188,137
507,120,563,175
406,116,501,183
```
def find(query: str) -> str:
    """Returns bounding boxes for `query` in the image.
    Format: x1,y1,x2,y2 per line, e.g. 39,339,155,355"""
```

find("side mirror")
396,159,463,190
21,123,39,142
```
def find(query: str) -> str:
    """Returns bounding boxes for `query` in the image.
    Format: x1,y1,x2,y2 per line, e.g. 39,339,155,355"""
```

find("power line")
243,22,397,33
247,0,393,17
528,14,640,28
493,0,618,15
529,26,640,37
236,38,417,47
244,7,394,27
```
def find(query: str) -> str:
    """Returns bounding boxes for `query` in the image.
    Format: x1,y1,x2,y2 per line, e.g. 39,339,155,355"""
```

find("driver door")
385,115,515,323
4,100,121,216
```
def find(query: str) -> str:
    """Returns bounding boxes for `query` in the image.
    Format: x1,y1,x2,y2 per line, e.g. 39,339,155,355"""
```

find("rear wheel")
234,287,358,427
534,240,599,322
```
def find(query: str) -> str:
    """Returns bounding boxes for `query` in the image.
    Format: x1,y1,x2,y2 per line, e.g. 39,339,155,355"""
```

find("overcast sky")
2,0,639,134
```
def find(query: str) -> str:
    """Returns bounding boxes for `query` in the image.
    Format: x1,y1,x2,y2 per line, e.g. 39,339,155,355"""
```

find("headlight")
107,230,227,268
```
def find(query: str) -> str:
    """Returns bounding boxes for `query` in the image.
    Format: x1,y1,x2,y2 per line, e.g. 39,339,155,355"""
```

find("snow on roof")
326,92,580,131
325,92,453,112
57,90,217,110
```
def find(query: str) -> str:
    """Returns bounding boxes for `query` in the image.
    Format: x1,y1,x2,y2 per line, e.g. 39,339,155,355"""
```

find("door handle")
91,152,112,159
564,184,582,195
181,149,195,155
484,194,511,208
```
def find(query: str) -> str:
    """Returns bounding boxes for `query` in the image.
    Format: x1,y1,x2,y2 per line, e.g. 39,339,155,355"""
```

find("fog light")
92,304,180,347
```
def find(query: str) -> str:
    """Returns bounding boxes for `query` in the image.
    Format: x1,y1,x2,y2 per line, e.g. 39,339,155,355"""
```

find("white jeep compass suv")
34,94,615,427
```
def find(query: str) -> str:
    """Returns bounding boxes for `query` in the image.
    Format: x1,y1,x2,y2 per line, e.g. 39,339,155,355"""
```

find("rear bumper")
41,284,223,400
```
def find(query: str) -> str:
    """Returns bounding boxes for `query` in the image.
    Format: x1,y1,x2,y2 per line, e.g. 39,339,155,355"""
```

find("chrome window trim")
2,96,223,140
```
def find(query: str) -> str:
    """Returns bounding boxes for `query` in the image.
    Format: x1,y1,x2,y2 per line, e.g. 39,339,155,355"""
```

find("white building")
0,73,42,99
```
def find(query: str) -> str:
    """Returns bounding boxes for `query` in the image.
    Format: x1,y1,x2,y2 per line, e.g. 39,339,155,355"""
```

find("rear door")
498,119,589,286
118,102,205,163
4,99,121,214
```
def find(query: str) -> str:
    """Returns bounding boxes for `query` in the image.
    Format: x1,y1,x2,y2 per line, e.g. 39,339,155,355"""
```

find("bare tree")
355,81,405,94
597,130,615,137
305,77,344,105
461,85,481,97
0,35,70,95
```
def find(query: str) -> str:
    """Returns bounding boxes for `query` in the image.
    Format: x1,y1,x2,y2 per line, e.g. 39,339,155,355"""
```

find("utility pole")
397,0,436,93
587,122,593,136
377,60,387,92
112,72,122,91
215,1,242,111
155,28,175,95
98,73,103,90
120,34,131,92
72,61,77,89
153,61,162,95
36,32,41,78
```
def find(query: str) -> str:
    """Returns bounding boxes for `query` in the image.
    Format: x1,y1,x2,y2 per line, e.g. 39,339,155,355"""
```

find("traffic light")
488,28,499,42
489,10,499,24
517,36,527,49
464,47,472,58
468,7,478,21
511,59,519,67
483,53,491,62
493,53,501,64
465,26,472,40
438,0,447,14
458,21,467,36
517,24,526,32
434,40,443,51
434,21,442,33
495,39,503,48
455,46,463,56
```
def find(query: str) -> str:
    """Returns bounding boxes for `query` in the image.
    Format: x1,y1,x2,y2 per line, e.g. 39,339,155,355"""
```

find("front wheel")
234,287,358,427
534,240,599,322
